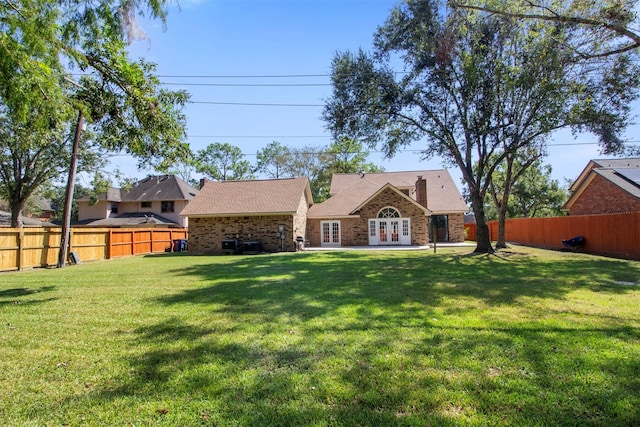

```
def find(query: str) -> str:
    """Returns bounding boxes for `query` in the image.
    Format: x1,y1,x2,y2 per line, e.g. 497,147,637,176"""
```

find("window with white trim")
378,207,400,218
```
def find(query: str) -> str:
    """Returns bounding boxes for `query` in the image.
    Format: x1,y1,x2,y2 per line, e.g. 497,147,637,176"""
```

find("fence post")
107,229,112,259
68,228,74,258
18,228,24,271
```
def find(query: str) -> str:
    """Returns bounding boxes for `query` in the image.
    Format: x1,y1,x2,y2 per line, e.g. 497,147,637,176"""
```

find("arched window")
378,207,400,218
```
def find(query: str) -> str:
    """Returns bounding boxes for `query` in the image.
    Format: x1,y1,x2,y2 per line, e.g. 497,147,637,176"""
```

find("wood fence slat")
466,213,640,260
0,227,188,271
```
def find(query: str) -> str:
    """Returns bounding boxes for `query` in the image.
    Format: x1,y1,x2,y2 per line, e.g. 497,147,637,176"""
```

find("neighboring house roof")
564,158,640,210
0,210,57,227
123,175,198,201
78,175,198,203
32,196,56,213
75,212,180,227
180,177,313,217
321,170,468,215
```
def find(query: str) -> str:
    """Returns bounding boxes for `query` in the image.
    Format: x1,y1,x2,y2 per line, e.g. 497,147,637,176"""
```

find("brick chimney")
199,178,207,189
415,176,427,208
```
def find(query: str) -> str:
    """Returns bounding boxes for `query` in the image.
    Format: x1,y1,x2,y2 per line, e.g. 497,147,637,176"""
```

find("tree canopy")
0,0,190,227
450,0,640,58
323,0,638,252
196,143,253,181
254,141,292,179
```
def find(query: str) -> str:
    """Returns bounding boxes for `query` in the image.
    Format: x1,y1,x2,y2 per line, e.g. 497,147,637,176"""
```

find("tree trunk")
495,202,508,249
468,189,494,253
10,202,24,228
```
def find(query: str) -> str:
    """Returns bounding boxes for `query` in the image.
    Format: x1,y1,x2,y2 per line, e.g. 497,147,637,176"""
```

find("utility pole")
57,110,83,268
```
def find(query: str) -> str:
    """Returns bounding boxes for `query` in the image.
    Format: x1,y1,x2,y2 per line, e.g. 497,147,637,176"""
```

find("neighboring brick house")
180,177,313,254
564,158,640,215
307,171,468,247
77,175,198,228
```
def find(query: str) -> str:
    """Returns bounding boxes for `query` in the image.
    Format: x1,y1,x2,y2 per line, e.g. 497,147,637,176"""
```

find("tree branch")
450,2,640,58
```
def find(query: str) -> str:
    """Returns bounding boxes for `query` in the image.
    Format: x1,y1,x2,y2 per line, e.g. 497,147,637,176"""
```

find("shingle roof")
180,177,313,217
0,211,57,227
592,158,640,169
308,178,382,217
594,168,640,198
78,175,198,202
123,175,198,201
320,170,468,215
76,212,180,227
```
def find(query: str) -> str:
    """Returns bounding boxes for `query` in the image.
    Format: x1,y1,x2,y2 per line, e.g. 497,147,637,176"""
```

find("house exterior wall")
115,200,190,227
292,192,310,243
306,217,361,247
77,201,110,221
188,214,301,254
78,199,190,227
447,213,465,242
358,187,430,245
306,219,322,247
307,188,431,246
570,174,640,215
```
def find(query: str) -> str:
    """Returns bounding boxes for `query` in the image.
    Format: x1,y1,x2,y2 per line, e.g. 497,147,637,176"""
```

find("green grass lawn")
1,247,639,426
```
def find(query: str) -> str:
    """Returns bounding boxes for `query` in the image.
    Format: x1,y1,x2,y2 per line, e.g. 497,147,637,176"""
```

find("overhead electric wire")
101,139,633,159
163,82,330,87
156,73,332,78
190,100,324,107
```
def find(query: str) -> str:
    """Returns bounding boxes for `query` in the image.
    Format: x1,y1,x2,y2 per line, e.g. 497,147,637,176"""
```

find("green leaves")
195,143,253,182
323,0,638,253
0,1,189,226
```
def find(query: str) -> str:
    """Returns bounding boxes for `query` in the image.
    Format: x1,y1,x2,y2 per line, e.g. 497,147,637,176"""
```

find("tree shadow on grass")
402,323,640,424
157,251,640,315
58,251,639,425
0,286,57,307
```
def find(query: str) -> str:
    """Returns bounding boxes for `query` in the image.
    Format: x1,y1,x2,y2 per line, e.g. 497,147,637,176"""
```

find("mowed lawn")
1,247,639,426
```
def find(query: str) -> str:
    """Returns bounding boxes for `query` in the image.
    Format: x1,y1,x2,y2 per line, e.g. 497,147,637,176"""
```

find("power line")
190,100,324,107
164,82,330,87
101,139,638,159
182,137,637,148
188,135,329,138
156,74,332,78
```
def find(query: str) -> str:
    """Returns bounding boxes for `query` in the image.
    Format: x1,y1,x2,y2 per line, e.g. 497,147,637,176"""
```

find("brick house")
77,175,198,228
180,177,313,254
181,170,467,253
307,171,468,247
564,159,640,215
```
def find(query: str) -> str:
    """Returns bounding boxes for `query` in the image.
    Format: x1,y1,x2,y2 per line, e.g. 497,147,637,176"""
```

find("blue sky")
111,0,637,189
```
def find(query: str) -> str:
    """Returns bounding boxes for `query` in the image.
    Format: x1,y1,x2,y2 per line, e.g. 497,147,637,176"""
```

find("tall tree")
323,0,638,253
0,109,105,227
326,137,384,174
0,0,190,227
505,162,568,219
285,145,330,201
196,142,253,181
254,141,292,179
167,157,199,187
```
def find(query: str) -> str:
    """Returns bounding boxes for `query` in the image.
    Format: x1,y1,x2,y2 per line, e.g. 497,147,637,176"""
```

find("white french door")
321,221,341,247
368,218,411,245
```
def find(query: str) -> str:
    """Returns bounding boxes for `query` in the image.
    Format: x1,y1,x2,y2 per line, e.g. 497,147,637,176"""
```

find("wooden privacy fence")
464,212,640,260
0,227,188,272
